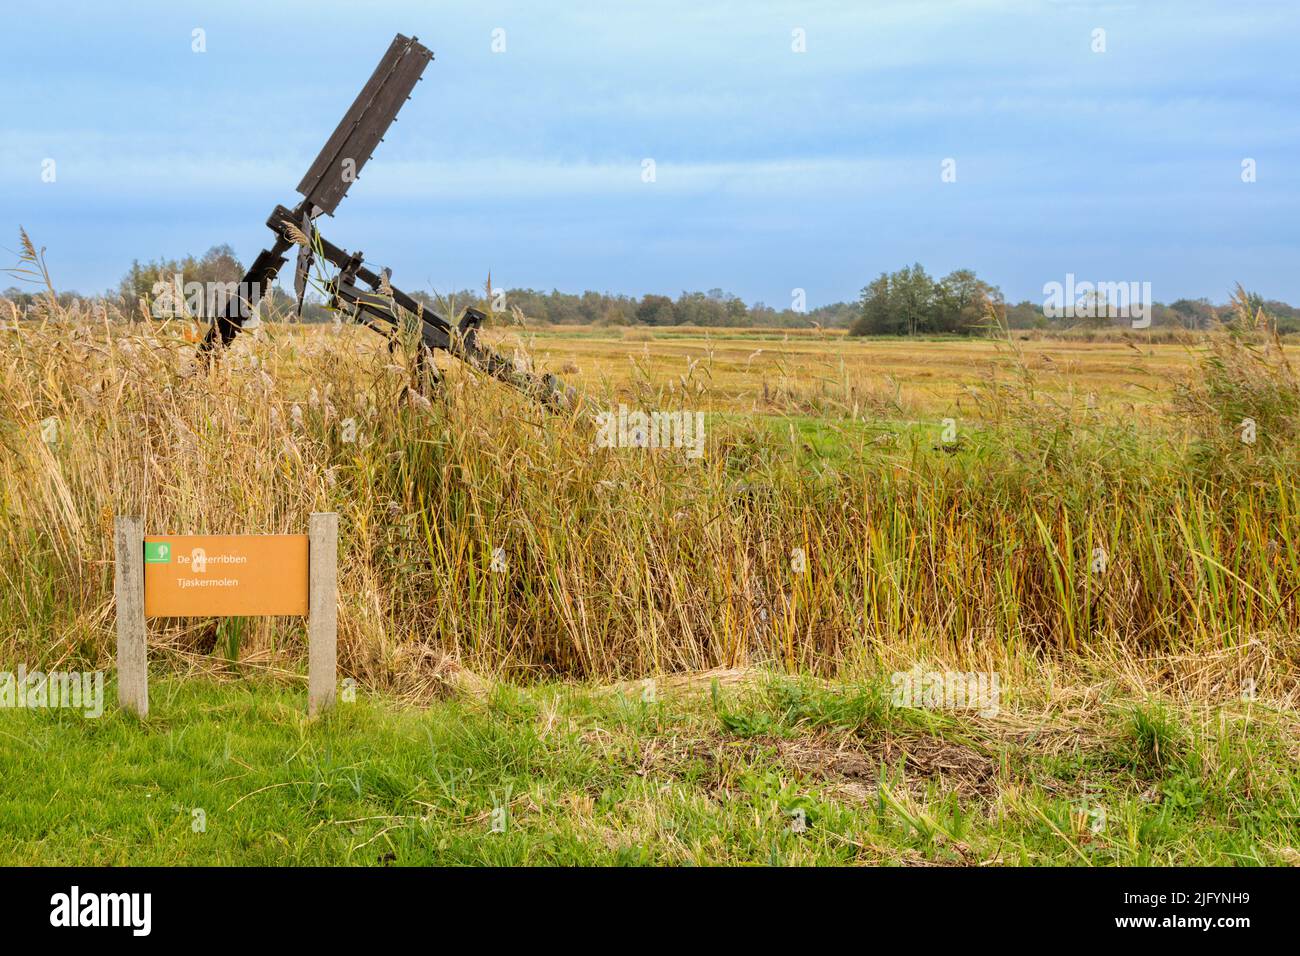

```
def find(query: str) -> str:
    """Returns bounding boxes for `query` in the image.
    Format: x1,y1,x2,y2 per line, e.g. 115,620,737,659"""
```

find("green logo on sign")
144,541,172,564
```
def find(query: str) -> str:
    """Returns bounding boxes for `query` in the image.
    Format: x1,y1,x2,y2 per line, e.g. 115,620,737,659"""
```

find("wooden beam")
114,516,148,717
308,513,339,717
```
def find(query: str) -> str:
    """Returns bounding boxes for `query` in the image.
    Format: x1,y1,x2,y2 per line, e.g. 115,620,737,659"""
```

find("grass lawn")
1,674,1295,866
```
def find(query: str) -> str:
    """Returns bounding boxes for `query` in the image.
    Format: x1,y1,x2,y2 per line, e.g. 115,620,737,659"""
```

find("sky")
2,0,1298,309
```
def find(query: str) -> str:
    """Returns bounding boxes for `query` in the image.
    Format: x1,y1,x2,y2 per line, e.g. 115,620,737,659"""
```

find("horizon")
3,0,1298,309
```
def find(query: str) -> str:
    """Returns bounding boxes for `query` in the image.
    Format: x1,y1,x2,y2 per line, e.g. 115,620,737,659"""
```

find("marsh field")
1,307,1298,865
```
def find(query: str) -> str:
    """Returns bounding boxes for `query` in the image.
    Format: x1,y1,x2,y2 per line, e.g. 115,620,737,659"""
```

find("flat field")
503,324,1190,416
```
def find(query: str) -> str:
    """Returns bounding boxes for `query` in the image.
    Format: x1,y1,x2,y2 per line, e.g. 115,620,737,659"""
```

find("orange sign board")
143,535,309,617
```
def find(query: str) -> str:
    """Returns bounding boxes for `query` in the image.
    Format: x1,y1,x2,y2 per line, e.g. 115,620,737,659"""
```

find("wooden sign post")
113,514,338,717
307,513,338,717
114,517,149,718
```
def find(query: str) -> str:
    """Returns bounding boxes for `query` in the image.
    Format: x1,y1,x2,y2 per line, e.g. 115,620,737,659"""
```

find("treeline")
9,245,848,328
5,245,1300,334
481,288,856,328
847,263,1300,335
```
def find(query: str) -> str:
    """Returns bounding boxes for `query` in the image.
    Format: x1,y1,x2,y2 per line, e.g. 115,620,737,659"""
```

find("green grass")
1,676,1295,865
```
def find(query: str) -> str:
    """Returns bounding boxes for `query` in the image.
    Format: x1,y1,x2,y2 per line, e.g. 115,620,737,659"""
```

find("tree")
850,272,897,336
936,269,1003,334
118,244,245,315
892,263,936,336
1005,299,1046,330
636,294,676,326
1169,298,1216,330
725,295,749,325
851,265,1007,336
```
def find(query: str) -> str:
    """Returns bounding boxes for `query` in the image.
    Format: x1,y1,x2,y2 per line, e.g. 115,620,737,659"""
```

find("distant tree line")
4,245,1300,334
493,287,856,329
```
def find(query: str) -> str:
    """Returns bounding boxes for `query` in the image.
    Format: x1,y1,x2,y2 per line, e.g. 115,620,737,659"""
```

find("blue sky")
2,0,1297,307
